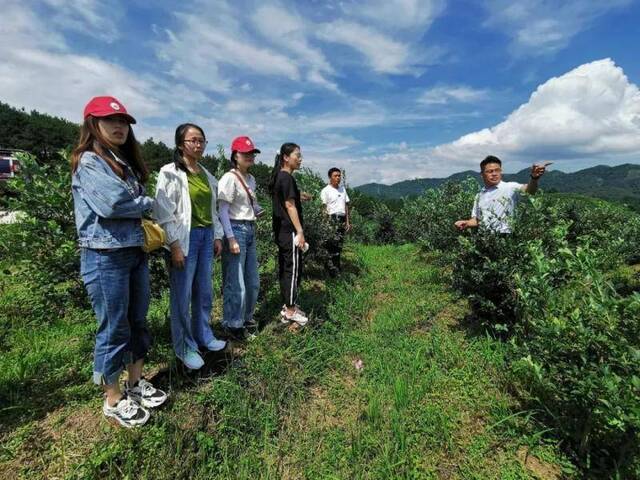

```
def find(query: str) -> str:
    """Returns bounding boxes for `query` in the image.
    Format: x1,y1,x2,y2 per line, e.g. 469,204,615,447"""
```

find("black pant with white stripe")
276,230,303,308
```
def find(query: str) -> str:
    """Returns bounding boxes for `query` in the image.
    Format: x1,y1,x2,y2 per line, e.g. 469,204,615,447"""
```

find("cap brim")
236,148,261,154
89,111,137,124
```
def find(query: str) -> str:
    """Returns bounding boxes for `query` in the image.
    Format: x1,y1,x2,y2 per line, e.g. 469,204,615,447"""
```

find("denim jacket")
72,151,153,249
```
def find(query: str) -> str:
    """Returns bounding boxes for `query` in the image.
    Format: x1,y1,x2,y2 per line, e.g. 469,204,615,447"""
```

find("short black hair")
328,167,341,178
480,155,502,172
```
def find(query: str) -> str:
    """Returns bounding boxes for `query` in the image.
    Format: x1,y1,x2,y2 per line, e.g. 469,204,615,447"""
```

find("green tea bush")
0,152,83,312
395,178,478,252
442,190,640,474
512,241,640,475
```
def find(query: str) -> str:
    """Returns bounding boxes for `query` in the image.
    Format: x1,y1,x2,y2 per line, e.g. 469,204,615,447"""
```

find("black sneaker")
224,326,248,341
103,394,150,428
125,378,168,408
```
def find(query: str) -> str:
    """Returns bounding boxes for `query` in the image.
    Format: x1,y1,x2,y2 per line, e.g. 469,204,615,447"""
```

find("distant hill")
356,163,640,208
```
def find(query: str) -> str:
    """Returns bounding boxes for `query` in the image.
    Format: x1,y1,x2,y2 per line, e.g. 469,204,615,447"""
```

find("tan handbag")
141,219,166,253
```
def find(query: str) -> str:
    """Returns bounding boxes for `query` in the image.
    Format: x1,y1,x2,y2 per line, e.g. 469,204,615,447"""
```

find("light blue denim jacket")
72,151,153,249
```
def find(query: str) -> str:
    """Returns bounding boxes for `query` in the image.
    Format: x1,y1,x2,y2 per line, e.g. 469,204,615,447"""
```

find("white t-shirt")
217,171,257,221
320,184,350,215
471,181,524,233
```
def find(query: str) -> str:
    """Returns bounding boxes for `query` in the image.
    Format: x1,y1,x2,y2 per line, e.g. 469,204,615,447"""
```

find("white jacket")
153,162,224,256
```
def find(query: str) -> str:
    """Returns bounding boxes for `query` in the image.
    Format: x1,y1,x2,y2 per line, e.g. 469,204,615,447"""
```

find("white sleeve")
508,181,526,193
217,173,237,204
153,170,180,246
471,194,480,218
345,189,350,203
320,187,328,205
209,177,224,240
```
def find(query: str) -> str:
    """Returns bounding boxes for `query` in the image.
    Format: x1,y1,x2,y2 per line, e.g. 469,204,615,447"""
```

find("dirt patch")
0,403,105,479
517,446,562,480
412,298,469,335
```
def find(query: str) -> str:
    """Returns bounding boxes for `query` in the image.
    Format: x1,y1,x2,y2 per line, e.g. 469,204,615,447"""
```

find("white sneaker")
103,395,150,428
125,379,168,408
281,308,309,326
280,304,307,317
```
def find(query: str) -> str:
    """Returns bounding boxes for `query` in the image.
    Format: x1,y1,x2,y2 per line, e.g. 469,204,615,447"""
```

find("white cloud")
419,85,489,104
252,4,339,91
430,59,640,163
157,11,300,93
315,20,416,74
40,0,122,42
484,0,632,55
341,0,446,31
0,2,212,127
351,58,640,184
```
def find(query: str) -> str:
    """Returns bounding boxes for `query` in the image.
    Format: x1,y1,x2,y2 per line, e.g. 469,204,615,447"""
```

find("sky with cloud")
2,0,639,185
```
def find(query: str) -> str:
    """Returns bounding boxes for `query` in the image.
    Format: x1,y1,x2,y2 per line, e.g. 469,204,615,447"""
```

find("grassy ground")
0,244,572,479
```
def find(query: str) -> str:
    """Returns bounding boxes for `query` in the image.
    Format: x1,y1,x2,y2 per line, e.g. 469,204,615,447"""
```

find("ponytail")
268,142,300,194
267,152,283,195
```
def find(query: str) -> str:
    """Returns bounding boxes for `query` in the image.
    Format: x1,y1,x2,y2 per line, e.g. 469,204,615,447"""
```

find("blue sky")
2,0,640,185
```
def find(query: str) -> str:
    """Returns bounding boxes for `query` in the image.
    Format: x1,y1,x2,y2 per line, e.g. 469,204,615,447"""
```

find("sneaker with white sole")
181,350,205,370
280,304,307,317
204,338,227,352
125,378,168,408
103,395,150,428
281,308,309,326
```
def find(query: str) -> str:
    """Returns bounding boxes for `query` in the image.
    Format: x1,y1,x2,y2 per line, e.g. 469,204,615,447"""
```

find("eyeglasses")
184,139,208,146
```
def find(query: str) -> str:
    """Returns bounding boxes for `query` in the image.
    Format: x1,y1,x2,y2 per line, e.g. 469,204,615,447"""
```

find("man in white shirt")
320,168,351,276
455,155,551,233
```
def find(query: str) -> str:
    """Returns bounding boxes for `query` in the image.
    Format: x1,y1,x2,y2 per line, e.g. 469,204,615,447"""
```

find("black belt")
230,219,255,224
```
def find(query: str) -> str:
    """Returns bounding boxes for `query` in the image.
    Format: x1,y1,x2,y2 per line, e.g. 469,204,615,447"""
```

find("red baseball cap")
83,96,136,124
231,136,260,154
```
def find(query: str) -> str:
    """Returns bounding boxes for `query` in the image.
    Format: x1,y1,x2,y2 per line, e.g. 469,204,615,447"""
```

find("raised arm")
524,161,552,194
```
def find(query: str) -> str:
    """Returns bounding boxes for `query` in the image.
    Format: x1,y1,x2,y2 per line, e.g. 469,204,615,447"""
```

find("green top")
187,170,213,228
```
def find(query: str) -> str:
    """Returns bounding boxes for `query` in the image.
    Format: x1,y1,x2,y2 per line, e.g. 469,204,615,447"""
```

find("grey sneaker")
103,395,150,428
125,379,168,408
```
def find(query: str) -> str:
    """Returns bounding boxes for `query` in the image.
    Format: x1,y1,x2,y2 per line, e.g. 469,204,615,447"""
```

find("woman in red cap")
217,136,263,339
71,96,167,428
154,124,227,369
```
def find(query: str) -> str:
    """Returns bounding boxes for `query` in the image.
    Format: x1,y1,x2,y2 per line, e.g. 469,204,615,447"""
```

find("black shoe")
244,318,258,332
224,326,251,341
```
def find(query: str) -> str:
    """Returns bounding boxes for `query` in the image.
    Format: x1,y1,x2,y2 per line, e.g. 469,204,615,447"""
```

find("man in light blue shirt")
455,155,551,233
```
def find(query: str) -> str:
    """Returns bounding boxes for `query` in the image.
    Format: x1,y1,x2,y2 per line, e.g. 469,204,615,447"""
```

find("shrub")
1,152,83,312
441,188,640,474
512,241,640,474
395,178,478,252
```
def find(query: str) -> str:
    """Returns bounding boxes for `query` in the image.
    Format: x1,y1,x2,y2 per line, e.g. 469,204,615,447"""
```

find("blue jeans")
168,227,217,361
221,221,260,329
81,247,151,386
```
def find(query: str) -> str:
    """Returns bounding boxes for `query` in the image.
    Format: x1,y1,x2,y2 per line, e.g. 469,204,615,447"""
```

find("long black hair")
174,123,206,172
267,142,300,194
